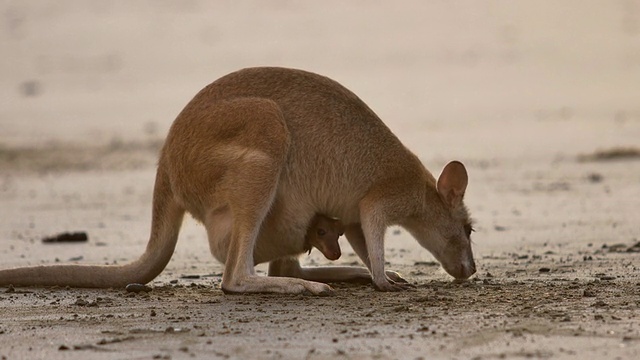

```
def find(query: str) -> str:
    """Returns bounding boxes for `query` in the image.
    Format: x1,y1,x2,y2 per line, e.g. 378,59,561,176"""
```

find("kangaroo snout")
460,260,477,279
324,248,341,261
438,245,476,280
449,259,476,280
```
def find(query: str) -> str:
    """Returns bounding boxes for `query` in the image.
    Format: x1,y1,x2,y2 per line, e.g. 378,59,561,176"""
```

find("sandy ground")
1,1,640,359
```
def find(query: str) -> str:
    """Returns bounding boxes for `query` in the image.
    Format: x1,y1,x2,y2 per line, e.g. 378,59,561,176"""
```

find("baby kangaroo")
304,215,344,261
0,67,476,295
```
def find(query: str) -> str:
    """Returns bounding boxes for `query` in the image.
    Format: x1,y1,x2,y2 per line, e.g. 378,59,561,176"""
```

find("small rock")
20,80,42,97
592,300,608,308
5,285,15,293
583,289,596,297
42,232,88,243
586,173,603,183
164,326,189,334
74,298,89,306
125,283,152,293
626,242,640,253
606,243,627,253
392,305,410,312
58,345,69,351
539,267,551,273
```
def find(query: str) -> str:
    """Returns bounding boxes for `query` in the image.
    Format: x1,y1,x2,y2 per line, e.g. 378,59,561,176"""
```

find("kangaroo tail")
0,167,185,288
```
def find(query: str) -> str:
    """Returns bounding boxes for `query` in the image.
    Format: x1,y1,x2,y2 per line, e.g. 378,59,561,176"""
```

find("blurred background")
1,0,639,159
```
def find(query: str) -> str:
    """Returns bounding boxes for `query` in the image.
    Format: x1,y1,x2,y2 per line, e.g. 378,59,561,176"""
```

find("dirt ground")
1,1,640,359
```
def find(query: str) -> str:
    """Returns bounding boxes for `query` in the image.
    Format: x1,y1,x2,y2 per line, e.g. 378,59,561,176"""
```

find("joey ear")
436,161,468,208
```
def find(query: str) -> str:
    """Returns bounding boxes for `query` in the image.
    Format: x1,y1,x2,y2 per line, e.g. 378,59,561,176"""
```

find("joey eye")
317,229,326,236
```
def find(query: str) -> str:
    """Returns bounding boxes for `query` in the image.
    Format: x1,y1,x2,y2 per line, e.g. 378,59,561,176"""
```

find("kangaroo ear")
437,161,468,208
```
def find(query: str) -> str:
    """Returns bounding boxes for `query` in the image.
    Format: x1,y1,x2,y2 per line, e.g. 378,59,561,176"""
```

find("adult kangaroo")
0,67,476,294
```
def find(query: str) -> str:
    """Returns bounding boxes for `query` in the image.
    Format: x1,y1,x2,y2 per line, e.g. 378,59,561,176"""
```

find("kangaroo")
304,215,344,261
0,67,476,294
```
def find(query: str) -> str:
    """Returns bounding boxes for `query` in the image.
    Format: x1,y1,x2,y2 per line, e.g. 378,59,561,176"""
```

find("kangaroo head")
406,161,476,279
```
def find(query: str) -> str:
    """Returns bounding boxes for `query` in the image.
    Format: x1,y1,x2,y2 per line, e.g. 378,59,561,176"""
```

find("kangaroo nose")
465,261,477,277
455,260,476,279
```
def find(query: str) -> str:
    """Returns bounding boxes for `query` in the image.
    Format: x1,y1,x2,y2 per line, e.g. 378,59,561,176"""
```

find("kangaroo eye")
464,224,474,238
317,229,326,236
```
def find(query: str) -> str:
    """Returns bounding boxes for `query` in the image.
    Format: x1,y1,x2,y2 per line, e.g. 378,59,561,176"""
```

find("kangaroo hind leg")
201,98,332,295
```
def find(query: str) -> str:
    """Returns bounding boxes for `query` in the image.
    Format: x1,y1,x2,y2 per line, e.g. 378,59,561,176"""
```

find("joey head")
304,215,344,261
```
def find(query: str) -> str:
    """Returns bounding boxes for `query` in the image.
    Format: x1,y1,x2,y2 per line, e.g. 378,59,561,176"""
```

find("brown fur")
304,215,344,261
0,67,475,294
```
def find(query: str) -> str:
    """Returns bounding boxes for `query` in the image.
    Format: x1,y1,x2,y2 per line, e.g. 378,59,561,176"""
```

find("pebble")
592,300,608,308
74,299,88,306
42,232,88,243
